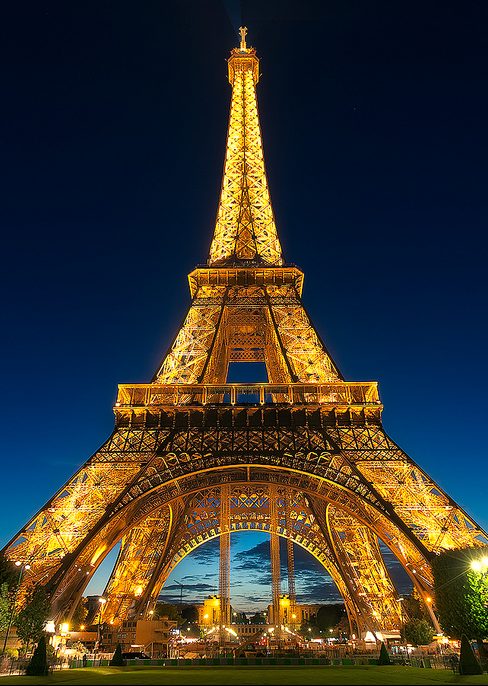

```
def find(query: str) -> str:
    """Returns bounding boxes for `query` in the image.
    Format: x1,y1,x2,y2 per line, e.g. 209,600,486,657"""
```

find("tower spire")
239,26,247,51
208,30,284,266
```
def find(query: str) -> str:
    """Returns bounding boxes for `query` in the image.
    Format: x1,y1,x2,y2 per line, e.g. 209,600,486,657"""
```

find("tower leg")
219,484,231,643
269,486,281,628
285,490,296,626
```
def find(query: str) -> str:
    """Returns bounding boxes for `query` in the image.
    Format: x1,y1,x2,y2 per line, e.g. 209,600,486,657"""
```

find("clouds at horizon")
160,533,412,610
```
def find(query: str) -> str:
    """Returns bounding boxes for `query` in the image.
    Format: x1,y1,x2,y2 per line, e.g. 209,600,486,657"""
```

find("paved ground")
1,665,488,685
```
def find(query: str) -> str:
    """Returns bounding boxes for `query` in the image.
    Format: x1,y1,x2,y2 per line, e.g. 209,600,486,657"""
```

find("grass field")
1,666,488,685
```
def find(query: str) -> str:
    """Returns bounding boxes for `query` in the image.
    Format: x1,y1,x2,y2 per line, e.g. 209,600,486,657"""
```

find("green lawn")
1,666,488,686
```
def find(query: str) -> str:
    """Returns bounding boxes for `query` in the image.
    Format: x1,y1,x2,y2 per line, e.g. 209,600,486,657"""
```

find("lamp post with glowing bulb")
396,597,404,651
470,556,488,576
470,556,488,608
1,561,31,657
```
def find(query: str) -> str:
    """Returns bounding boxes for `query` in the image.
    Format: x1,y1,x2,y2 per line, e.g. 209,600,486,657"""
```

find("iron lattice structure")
4,30,487,638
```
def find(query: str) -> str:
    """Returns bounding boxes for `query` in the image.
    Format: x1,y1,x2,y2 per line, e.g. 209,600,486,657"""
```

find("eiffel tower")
4,28,487,639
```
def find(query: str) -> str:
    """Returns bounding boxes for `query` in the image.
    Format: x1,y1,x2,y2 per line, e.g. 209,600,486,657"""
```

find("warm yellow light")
425,596,432,604
291,613,296,619
134,586,143,597
482,556,488,567
203,614,209,620
80,625,85,631
60,623,69,633
98,597,106,604
471,560,482,572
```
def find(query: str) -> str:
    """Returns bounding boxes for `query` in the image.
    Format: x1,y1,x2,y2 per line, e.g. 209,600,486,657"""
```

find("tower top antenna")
239,26,248,51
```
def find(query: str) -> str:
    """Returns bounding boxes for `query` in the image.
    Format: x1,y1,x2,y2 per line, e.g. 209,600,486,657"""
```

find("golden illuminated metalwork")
219,484,231,630
269,485,281,626
285,490,297,608
208,32,282,266
3,28,487,639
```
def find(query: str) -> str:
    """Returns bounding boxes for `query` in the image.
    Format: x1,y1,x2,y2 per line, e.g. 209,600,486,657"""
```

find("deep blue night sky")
1,1,487,606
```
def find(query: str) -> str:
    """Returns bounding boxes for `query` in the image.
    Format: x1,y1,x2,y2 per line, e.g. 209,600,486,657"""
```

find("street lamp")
1,561,31,657
470,557,488,573
469,556,488,608
396,598,404,649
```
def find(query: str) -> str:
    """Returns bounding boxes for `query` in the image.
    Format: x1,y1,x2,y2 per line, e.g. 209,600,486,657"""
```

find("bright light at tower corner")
470,556,488,572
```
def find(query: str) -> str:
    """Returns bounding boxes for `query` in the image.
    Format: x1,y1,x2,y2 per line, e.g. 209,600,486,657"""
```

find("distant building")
102,617,177,657
197,595,222,628
197,594,320,633
267,595,320,628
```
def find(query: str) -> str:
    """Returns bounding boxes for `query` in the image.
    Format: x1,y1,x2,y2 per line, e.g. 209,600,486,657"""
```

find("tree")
316,604,345,631
0,555,17,590
249,612,267,625
459,635,483,675
432,548,488,653
25,634,49,676
0,555,20,632
404,618,434,646
154,602,183,624
377,641,391,665
300,622,320,639
232,611,248,624
109,643,125,666
16,586,50,650
181,622,199,638
401,592,427,620
0,583,11,632
181,604,198,623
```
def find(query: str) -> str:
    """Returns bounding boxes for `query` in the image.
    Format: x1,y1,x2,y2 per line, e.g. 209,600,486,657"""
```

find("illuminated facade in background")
3,28,487,640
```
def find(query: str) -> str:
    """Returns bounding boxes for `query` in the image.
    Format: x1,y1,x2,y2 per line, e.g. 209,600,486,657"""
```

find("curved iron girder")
47,466,434,621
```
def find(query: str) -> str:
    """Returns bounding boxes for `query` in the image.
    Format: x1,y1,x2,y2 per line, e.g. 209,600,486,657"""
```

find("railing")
115,382,380,408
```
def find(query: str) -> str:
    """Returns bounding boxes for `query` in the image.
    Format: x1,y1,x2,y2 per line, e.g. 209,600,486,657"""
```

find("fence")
66,655,448,668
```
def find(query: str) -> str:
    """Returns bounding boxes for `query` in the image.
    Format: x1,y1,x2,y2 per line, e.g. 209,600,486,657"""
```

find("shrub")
25,634,49,676
109,642,125,666
459,634,483,675
377,641,391,665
